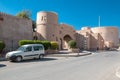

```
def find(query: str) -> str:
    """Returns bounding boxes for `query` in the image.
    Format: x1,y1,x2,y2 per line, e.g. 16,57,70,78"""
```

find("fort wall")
91,27,119,47
0,12,33,51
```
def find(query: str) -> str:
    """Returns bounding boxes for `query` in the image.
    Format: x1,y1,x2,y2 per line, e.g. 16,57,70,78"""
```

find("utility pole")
98,16,100,27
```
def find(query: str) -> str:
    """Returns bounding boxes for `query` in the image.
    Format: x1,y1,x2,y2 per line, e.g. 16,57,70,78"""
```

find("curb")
46,53,92,57
0,57,7,61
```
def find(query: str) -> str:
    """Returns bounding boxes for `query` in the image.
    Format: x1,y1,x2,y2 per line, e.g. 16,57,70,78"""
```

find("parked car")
6,44,45,62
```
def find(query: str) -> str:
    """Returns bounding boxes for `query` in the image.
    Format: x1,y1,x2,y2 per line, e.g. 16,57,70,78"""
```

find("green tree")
16,10,31,20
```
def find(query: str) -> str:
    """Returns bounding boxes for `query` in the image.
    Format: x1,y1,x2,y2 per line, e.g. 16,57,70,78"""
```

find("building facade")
36,11,119,50
0,11,119,51
36,11,76,49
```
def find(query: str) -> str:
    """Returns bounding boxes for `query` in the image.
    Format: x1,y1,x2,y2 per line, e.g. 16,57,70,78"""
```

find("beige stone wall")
58,23,76,49
77,26,119,50
0,12,33,51
76,30,89,50
91,27,119,48
97,34,104,50
76,27,104,50
59,24,76,39
89,33,97,50
89,33,104,50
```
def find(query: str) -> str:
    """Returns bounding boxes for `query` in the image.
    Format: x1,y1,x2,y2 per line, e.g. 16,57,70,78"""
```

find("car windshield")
17,46,25,51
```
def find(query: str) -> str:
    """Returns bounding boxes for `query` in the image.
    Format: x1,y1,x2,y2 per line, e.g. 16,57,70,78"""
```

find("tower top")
37,11,58,15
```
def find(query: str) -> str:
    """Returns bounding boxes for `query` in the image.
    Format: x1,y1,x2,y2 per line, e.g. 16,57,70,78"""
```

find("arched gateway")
63,35,72,49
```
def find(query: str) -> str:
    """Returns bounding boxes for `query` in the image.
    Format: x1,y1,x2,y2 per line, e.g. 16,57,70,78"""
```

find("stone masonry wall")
0,12,33,51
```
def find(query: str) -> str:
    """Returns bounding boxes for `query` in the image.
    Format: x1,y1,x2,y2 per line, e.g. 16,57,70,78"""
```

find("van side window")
39,46,43,50
26,46,32,52
33,46,43,51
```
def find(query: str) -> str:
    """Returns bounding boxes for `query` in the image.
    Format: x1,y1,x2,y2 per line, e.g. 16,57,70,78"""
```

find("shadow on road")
11,57,58,63
0,64,6,68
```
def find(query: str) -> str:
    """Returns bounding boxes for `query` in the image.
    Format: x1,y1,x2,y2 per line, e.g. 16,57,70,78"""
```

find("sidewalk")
46,52,92,57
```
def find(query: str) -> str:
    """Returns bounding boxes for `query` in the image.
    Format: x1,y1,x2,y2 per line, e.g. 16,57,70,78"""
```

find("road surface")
0,51,120,80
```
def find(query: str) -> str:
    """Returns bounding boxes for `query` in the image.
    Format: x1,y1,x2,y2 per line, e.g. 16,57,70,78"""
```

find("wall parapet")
0,12,16,18
0,12,31,22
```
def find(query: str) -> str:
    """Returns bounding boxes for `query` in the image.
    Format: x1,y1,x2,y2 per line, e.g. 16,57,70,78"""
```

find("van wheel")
16,56,22,62
39,54,44,59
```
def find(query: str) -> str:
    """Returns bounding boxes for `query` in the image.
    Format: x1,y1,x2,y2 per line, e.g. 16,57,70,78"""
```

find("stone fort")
0,11,119,51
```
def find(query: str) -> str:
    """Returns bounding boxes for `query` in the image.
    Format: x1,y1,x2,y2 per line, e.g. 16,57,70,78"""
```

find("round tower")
36,11,58,41
91,27,119,47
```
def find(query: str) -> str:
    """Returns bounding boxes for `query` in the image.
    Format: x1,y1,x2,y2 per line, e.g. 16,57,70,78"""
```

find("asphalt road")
0,51,120,80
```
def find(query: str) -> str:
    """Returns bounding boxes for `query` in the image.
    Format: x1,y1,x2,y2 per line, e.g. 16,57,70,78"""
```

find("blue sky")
0,0,120,30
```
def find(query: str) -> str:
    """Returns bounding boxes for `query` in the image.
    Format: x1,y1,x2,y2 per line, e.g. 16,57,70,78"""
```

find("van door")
23,46,34,59
33,46,43,58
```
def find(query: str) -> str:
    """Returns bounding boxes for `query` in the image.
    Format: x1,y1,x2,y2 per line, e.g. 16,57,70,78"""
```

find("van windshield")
17,46,25,51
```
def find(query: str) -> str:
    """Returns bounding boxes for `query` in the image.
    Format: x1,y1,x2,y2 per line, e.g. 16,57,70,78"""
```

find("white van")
6,44,45,62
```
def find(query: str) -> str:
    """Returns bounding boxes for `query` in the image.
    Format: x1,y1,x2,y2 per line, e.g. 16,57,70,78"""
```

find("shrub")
19,40,51,50
19,40,34,46
34,40,42,44
0,41,5,52
41,41,51,50
50,41,58,50
68,40,76,48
